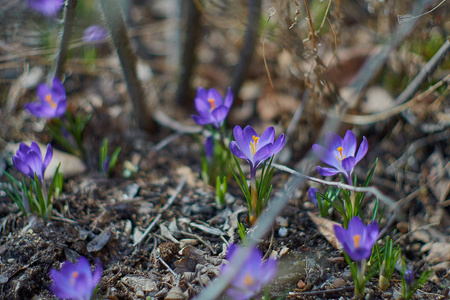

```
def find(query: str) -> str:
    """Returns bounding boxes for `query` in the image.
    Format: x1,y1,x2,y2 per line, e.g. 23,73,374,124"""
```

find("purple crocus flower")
191,87,233,129
49,256,102,300
333,216,379,262
205,136,214,162
12,142,53,182
27,0,65,17
312,130,368,184
26,77,67,119
230,125,285,181
404,268,414,286
82,25,108,44
221,244,278,300
308,187,318,206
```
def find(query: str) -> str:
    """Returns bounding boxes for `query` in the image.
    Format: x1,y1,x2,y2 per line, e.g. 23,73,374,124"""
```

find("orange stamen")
250,136,260,156
335,146,346,162
72,271,79,278
45,94,57,109
208,98,216,111
353,234,361,249
244,273,254,286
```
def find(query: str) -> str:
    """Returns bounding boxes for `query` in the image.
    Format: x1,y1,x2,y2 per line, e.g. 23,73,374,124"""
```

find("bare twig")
49,0,79,81
335,74,450,125
273,163,397,208
262,8,276,90
379,162,450,238
230,0,261,97
133,177,187,247
99,0,155,131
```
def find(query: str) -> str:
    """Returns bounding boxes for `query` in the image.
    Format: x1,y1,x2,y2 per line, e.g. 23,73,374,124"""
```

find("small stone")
297,280,306,289
332,277,346,289
7,258,14,263
278,227,288,237
397,222,409,233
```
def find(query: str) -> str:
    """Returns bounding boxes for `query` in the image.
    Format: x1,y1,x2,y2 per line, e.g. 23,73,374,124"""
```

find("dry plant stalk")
99,0,155,132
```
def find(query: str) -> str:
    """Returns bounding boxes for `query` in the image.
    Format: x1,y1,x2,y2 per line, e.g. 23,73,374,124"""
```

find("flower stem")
250,179,258,225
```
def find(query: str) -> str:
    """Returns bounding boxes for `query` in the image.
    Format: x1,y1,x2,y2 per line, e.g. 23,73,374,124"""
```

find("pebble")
278,227,288,237
397,221,409,233
332,277,346,289
297,280,306,289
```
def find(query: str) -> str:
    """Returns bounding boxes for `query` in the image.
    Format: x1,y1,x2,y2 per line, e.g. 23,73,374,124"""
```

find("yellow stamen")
335,146,346,162
244,273,254,286
208,98,216,111
250,136,260,156
45,94,57,109
353,234,361,249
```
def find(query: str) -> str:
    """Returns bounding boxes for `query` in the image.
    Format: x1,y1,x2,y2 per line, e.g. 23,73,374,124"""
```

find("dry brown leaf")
421,242,450,264
307,212,341,250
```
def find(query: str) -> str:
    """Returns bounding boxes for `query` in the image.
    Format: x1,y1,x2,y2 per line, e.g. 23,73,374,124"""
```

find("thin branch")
49,0,79,81
99,0,155,132
273,163,397,208
230,0,261,97
133,177,186,247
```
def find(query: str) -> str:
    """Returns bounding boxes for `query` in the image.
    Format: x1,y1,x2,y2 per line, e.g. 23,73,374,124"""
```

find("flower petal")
271,134,285,155
191,115,212,126
258,127,275,149
224,87,233,108
12,156,32,178
26,151,44,181
230,141,249,160
324,131,342,150
42,144,53,175
207,88,223,107
36,83,51,102
312,144,340,169
343,130,357,157
252,143,273,168
315,166,340,177
341,156,356,173
211,105,229,127
194,96,211,115
233,126,252,159
51,77,65,97
355,136,368,163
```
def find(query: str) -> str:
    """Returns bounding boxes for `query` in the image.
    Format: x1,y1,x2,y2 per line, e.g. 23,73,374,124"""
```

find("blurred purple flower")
205,136,214,162
230,125,285,180
334,216,379,261
221,244,278,300
12,142,53,182
191,87,233,129
312,130,368,184
27,0,64,17
404,268,414,286
49,256,102,300
308,187,318,206
25,77,67,119
82,25,108,44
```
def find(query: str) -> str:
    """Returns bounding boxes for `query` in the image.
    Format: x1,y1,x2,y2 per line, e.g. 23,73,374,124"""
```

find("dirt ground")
0,0,449,299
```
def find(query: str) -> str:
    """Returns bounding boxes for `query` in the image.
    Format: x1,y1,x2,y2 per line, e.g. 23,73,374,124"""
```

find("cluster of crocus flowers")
25,77,67,119
82,25,108,44
221,244,278,300
27,0,65,17
12,142,53,183
191,87,233,129
313,130,368,185
49,256,102,300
